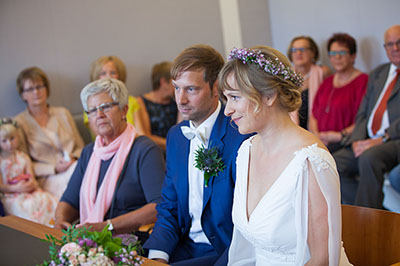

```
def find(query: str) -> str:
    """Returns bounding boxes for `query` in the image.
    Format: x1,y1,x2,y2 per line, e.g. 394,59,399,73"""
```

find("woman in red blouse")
309,33,368,153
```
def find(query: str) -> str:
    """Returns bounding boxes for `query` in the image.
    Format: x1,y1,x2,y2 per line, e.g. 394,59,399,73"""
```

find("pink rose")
68,254,76,262
88,247,97,257
78,253,87,263
60,242,82,255
69,258,79,265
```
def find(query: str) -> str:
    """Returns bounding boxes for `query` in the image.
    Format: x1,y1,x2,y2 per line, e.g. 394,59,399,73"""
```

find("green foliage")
38,225,143,266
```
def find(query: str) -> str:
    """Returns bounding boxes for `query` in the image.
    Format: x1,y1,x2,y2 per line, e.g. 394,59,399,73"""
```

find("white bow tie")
181,126,207,144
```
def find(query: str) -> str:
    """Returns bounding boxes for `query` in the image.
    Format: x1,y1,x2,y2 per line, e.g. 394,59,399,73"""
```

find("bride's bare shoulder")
291,127,328,152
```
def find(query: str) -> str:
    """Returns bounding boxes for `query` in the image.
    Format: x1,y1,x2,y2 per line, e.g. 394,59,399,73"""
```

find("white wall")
1,0,399,118
267,0,400,73
0,0,225,117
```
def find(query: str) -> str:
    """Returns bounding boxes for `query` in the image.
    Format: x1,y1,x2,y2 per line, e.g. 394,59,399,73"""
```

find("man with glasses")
333,24,400,209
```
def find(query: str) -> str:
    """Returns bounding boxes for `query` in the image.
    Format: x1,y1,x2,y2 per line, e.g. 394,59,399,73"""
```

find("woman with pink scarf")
54,78,165,235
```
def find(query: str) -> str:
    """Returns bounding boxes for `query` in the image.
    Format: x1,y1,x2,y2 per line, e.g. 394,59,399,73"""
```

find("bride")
218,46,352,265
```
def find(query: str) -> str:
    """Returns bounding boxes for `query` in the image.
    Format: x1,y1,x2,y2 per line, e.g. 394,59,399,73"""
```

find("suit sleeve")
347,72,375,144
143,130,182,256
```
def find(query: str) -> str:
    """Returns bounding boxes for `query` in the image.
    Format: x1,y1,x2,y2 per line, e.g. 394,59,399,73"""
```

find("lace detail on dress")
238,225,296,259
294,143,333,172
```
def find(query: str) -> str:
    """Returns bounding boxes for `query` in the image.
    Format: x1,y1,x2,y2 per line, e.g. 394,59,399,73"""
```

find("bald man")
333,24,400,209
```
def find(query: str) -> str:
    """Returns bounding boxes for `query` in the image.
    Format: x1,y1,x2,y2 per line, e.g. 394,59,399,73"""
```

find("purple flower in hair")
228,47,304,86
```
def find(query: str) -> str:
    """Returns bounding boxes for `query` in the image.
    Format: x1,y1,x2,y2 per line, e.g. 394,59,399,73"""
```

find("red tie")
371,69,400,135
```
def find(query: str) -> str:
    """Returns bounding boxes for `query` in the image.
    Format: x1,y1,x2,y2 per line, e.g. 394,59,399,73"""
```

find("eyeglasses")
384,39,400,50
290,47,311,53
328,51,350,57
23,85,45,93
85,102,119,117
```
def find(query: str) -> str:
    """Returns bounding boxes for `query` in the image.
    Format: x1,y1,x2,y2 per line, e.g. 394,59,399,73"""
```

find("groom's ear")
211,80,219,97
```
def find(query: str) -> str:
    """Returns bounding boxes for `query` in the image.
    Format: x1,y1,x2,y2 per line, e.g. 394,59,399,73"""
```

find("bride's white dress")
228,137,352,265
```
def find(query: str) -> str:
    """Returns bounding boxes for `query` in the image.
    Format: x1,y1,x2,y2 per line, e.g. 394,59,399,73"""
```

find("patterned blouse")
142,97,178,138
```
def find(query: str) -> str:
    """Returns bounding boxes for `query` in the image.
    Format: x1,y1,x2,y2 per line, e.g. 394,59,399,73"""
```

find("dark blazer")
143,106,250,257
347,63,400,144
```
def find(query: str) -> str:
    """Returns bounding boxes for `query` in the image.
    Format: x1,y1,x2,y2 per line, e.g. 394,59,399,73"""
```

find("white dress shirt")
148,101,221,262
188,101,221,244
367,64,398,138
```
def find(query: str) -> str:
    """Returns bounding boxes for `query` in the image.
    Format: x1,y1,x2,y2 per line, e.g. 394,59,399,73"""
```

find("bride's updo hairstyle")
219,45,303,114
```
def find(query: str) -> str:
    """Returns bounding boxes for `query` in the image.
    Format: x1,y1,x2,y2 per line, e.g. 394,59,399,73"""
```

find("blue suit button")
181,228,185,233
209,236,216,240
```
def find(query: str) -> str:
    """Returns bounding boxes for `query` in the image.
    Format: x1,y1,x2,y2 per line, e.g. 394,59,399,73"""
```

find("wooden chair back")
342,204,400,266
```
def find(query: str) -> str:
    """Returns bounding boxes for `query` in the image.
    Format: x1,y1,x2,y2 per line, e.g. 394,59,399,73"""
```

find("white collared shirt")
367,64,399,138
188,101,221,244
148,101,221,262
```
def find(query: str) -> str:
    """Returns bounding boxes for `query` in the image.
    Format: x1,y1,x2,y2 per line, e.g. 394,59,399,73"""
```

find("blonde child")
0,118,57,226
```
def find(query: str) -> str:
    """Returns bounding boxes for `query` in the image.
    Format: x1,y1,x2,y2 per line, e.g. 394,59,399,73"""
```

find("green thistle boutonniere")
194,144,226,187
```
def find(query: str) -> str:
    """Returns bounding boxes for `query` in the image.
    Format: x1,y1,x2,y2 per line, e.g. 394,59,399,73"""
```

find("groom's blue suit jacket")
143,106,250,257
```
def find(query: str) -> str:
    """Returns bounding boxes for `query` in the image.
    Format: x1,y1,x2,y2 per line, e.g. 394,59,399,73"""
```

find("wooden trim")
0,215,167,265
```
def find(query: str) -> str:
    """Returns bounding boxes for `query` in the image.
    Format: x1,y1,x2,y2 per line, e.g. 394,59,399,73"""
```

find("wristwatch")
382,132,391,143
107,219,115,235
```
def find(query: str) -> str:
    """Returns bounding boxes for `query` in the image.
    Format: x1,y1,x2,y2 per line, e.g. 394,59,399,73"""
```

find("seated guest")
134,61,180,150
287,36,331,129
144,45,250,265
333,25,400,208
54,78,165,236
14,67,85,199
0,118,57,226
84,55,140,137
310,33,368,153
389,161,400,194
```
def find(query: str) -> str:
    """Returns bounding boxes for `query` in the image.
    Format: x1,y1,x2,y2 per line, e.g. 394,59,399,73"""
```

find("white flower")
60,242,82,256
78,253,87,263
88,247,97,257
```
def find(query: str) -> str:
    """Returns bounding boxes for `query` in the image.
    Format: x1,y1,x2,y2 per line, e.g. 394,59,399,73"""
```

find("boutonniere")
194,144,226,187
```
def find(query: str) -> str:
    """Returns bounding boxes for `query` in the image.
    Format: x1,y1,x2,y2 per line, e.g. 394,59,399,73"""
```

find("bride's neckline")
244,138,326,222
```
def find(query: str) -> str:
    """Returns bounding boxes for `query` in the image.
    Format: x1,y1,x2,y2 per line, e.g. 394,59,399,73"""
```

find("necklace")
325,70,357,113
334,69,357,88
303,71,311,80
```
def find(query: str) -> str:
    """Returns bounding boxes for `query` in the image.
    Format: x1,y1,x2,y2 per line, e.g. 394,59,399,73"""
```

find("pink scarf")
79,123,136,224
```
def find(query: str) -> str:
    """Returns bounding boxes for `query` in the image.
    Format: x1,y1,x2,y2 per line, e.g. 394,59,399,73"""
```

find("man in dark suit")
143,45,250,265
333,24,400,209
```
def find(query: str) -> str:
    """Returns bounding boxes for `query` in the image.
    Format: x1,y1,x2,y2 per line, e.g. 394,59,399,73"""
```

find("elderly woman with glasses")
309,33,368,153
287,36,331,129
14,67,85,199
54,78,165,236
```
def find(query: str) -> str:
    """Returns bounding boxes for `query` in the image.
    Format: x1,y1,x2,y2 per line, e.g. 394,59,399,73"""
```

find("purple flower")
79,238,97,248
228,47,304,86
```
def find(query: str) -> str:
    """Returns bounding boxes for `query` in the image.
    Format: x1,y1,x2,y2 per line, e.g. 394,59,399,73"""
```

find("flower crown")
0,117,18,128
228,47,304,87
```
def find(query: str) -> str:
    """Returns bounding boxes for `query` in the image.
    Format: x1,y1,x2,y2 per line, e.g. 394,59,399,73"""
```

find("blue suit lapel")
202,107,227,211
176,121,191,218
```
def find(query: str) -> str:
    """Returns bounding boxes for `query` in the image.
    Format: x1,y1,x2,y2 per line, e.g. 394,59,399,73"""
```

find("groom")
144,44,250,265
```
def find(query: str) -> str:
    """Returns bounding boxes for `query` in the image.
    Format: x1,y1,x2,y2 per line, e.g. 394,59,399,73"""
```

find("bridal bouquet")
39,226,144,266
